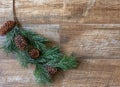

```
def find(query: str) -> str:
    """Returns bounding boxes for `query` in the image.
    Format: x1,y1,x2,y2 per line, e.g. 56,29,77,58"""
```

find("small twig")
13,0,22,27
13,0,17,21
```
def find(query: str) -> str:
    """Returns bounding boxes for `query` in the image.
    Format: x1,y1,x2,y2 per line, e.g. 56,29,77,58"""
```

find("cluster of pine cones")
14,35,58,74
0,20,57,74
0,21,41,59
14,34,41,59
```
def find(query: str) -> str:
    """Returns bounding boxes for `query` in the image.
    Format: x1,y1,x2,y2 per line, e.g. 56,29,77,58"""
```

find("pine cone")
29,48,41,59
46,66,57,75
14,35,27,50
0,21,16,35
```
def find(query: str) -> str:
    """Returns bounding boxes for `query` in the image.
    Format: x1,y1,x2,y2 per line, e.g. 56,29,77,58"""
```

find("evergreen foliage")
1,25,78,85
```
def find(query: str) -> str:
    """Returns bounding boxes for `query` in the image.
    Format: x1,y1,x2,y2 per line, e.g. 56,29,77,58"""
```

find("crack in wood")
83,0,96,17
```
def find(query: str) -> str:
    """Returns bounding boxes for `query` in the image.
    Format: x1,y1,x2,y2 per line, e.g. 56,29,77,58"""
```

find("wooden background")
0,0,120,87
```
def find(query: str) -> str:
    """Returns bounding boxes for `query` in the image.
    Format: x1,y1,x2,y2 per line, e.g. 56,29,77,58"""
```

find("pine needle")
1,25,78,85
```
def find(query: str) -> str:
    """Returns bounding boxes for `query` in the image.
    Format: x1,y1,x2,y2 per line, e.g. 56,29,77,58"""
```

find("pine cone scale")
29,48,41,59
46,66,57,75
0,21,16,35
14,35,27,50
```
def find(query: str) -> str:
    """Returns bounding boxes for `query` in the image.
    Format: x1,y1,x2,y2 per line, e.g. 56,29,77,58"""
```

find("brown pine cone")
0,21,16,35
29,48,41,59
46,66,57,75
14,35,27,50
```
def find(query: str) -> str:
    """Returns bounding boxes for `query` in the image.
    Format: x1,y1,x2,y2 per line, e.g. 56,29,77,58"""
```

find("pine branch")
53,56,78,70
15,50,30,67
19,27,48,52
2,26,18,53
19,28,48,44
1,25,78,86
43,47,62,59
32,41,47,52
37,47,62,64
34,64,52,85
27,47,62,65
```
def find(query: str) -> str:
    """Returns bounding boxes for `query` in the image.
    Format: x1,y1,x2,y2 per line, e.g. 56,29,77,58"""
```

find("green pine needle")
34,64,52,85
2,26,19,53
15,50,30,68
19,27,48,52
2,25,78,85
55,56,78,70
43,47,62,59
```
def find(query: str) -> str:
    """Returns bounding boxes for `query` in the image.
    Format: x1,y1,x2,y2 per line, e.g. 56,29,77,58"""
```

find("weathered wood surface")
60,24,120,59
0,0,120,87
1,55,120,87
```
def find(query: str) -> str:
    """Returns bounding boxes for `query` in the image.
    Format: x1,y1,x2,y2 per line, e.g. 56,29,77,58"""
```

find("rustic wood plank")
60,24,120,59
0,0,120,87
62,59,120,87
1,58,120,87
83,0,120,23
0,0,120,24
0,0,88,24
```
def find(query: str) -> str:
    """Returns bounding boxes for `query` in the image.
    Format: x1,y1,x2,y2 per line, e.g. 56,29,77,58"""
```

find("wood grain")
83,0,120,23
0,0,120,87
1,57,120,87
0,0,88,24
60,24,120,59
